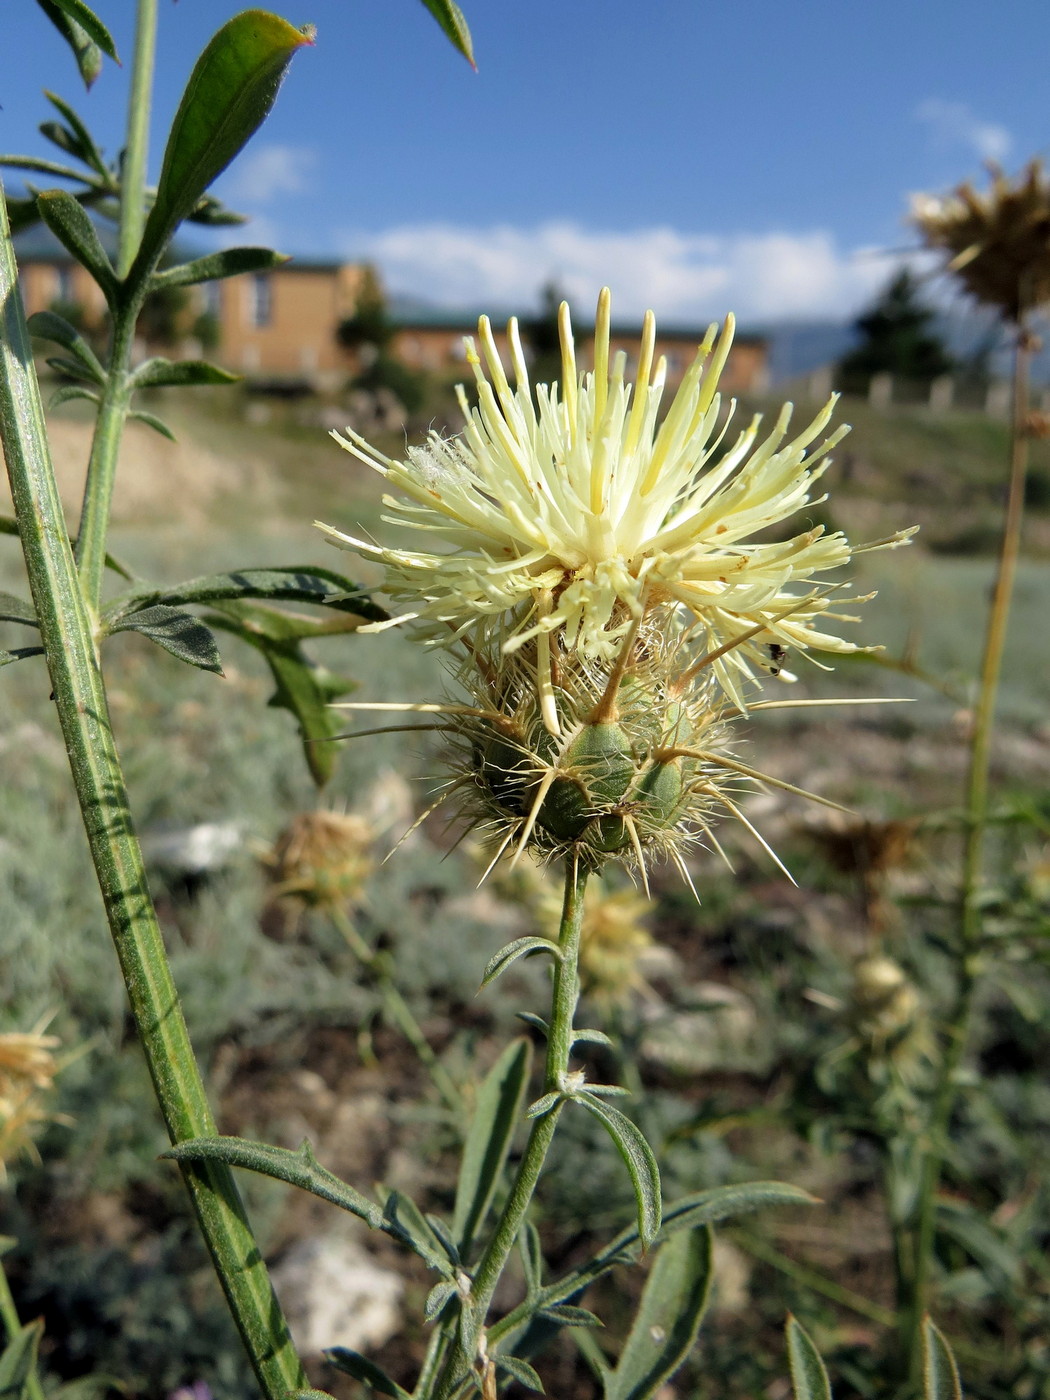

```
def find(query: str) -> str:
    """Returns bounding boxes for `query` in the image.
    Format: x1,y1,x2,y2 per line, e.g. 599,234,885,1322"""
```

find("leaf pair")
786,1315,962,1400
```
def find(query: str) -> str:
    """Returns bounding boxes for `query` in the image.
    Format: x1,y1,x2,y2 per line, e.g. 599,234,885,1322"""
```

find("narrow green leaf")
128,410,176,441
532,1181,816,1317
0,646,46,668
525,1091,562,1120
36,190,116,304
604,1227,712,1400
107,566,386,622
417,0,476,66
495,1355,543,1393
205,599,358,786
151,246,289,290
165,1136,387,1229
129,357,240,390
324,1350,411,1398
110,604,223,674
292,1391,336,1400
519,1221,543,1295
48,384,99,410
786,1316,833,1400
539,1305,602,1328
39,119,90,164
37,0,118,61
576,1096,661,1249
35,0,103,89
185,193,248,228
573,1028,614,1047
923,1318,962,1400
46,355,102,385
135,12,313,278
28,309,106,382
0,1318,44,1398
424,1280,458,1321
382,1190,456,1275
481,936,563,989
0,155,96,181
0,592,38,626
44,91,109,178
453,1037,532,1256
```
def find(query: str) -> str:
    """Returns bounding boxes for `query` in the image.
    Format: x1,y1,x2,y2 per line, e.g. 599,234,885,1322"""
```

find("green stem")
328,905,463,1114
0,1250,46,1400
73,310,135,609
431,857,589,1400
0,186,306,1400
117,0,157,279
903,322,1032,1384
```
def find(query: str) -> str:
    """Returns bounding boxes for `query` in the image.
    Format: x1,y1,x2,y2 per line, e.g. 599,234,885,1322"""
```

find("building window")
201,280,222,317
55,265,75,303
247,274,272,328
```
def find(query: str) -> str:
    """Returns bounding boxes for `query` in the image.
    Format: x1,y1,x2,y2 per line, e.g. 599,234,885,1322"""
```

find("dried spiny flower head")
266,810,373,908
912,160,1050,320
321,288,911,734
0,1020,62,1180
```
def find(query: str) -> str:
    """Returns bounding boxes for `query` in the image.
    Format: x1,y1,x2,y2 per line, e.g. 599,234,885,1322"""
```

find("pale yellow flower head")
323,291,910,733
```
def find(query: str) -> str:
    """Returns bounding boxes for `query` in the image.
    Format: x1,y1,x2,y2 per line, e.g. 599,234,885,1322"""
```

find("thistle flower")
912,160,1050,321
265,810,373,908
0,1020,63,1180
321,289,911,734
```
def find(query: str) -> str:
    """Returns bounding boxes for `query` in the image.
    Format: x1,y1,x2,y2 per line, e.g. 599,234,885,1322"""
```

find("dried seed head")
267,810,373,908
912,160,1050,320
0,1022,63,1181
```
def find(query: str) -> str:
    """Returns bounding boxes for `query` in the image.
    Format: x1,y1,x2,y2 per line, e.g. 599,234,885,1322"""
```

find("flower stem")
117,0,157,280
431,855,589,1399
0,1248,46,1400
903,322,1032,1383
328,905,463,1113
0,186,306,1400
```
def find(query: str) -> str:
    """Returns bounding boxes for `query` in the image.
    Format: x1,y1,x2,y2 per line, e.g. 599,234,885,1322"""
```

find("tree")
837,268,954,395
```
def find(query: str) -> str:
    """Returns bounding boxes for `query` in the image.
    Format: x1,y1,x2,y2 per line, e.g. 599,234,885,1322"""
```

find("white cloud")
223,144,317,204
339,220,890,322
916,99,1011,164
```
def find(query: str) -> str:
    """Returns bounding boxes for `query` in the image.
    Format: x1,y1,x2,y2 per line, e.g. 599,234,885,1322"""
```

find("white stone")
270,1231,403,1358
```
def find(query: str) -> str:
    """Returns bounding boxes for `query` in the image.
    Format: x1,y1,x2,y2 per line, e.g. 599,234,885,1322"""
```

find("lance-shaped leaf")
417,0,475,66
453,1037,532,1256
49,384,99,410
204,598,360,786
923,1318,962,1400
0,592,38,627
129,357,240,390
36,0,117,89
151,246,289,290
28,309,106,383
604,1226,712,1400
37,0,117,61
0,646,46,669
324,1350,410,1398
0,1317,44,1398
380,1190,456,1275
576,1095,661,1250
109,604,223,675
105,566,386,623
129,410,175,441
785,1316,833,1400
134,12,313,279
43,90,110,178
36,190,117,304
481,936,562,989
514,1181,816,1323
495,1355,543,1393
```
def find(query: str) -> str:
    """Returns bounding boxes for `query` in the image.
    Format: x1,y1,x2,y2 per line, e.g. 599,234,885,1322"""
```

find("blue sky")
4,1,1048,323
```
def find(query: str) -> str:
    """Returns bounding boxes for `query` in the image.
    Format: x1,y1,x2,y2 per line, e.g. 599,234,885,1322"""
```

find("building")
14,230,769,397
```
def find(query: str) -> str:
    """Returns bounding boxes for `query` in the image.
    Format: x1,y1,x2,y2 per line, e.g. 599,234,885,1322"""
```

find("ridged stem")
0,184,306,1400
902,322,1032,1385
431,856,589,1399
